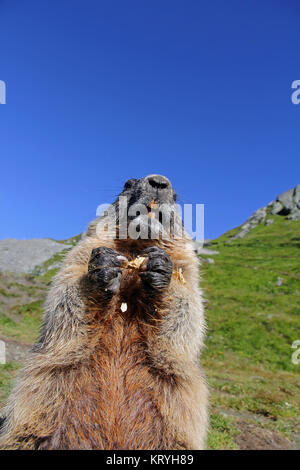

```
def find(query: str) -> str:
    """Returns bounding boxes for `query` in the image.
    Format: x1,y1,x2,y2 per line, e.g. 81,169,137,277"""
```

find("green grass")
202,214,300,448
0,300,44,344
203,215,300,372
207,414,239,450
38,268,60,283
0,363,20,406
0,251,71,345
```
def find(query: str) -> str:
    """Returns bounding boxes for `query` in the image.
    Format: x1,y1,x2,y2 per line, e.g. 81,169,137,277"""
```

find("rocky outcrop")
230,207,267,240
269,185,300,220
230,185,300,240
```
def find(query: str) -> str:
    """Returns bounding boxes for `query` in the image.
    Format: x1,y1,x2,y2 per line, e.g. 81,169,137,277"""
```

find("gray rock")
274,184,300,218
269,201,283,215
199,248,220,255
295,185,300,209
192,241,219,256
265,218,274,226
278,188,295,212
192,240,203,252
0,239,72,274
287,209,300,220
202,257,215,264
250,376,266,382
276,277,283,286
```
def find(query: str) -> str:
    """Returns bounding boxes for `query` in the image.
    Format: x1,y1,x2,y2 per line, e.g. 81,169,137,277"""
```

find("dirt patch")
235,420,293,450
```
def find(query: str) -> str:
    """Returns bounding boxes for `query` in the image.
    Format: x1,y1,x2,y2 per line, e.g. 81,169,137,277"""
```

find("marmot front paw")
139,246,173,293
86,247,127,295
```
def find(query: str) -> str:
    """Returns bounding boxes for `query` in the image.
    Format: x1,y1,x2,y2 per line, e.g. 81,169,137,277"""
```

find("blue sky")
0,0,299,240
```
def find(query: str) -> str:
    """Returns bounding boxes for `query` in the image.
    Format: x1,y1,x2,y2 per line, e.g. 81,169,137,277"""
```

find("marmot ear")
124,178,137,190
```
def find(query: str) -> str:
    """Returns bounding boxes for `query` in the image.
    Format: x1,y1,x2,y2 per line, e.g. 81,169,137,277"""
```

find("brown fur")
0,205,208,449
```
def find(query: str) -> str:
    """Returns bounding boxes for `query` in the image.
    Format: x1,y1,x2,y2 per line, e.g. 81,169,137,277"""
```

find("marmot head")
121,174,177,208
97,175,184,243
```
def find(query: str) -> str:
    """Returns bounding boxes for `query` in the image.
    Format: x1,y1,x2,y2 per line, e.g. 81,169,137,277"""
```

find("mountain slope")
0,238,72,274
202,213,300,449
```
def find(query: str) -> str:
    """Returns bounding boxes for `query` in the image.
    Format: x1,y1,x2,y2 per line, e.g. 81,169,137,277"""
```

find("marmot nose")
147,174,170,190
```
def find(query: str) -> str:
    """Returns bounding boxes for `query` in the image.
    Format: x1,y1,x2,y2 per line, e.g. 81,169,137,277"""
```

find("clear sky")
0,0,299,240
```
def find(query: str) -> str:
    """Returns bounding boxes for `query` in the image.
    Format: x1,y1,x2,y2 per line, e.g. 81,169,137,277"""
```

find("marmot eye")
124,179,136,190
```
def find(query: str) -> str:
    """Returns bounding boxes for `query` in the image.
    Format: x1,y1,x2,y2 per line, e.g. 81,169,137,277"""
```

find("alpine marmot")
0,174,208,450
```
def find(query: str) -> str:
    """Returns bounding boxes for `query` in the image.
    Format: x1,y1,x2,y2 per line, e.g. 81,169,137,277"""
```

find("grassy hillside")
202,214,300,449
0,215,299,449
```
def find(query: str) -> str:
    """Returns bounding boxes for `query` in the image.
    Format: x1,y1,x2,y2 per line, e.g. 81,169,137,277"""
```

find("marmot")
0,174,208,450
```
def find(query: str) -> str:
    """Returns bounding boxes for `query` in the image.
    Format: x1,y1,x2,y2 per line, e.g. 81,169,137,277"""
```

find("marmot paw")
87,247,127,294
139,246,173,293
